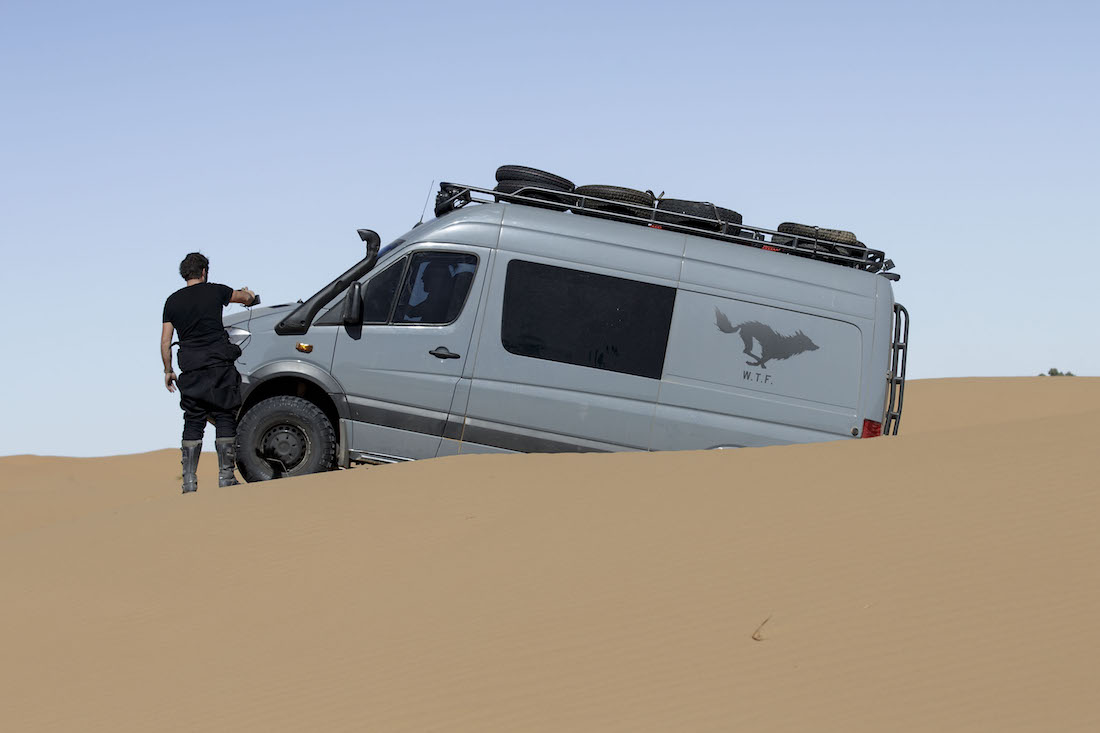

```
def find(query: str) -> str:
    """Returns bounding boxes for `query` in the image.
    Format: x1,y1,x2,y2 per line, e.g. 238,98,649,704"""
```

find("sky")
1,0,1097,456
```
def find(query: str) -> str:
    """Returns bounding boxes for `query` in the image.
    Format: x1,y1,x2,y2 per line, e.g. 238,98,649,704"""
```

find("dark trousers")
181,391,237,441
175,342,243,441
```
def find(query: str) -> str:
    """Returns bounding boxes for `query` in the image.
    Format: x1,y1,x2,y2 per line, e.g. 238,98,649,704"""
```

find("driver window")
391,252,478,325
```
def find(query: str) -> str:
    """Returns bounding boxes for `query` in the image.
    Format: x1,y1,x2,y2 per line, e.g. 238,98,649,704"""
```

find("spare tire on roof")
495,165,575,191
572,185,655,221
656,199,743,235
494,178,577,210
773,222,867,263
777,222,860,245
434,183,471,218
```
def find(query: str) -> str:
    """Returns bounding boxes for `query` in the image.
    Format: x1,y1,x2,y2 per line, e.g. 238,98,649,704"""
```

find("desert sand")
1,377,1098,731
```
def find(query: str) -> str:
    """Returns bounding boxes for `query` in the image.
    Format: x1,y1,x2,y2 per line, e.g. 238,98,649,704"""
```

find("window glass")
501,260,676,379
392,252,478,325
361,257,407,324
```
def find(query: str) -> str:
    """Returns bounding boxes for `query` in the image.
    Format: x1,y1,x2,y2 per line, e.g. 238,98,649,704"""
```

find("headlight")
226,326,251,347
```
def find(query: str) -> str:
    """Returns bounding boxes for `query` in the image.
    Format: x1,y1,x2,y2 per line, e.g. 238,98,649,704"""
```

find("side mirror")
342,282,363,325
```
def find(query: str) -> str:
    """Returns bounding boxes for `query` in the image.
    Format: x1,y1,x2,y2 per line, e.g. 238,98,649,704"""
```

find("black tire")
434,183,470,218
773,223,867,264
494,165,575,190
656,199,743,234
572,185,655,220
236,395,336,482
493,179,577,210
776,222,860,246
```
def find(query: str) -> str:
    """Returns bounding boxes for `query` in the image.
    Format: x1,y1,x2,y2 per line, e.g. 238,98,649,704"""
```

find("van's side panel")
459,209,685,453
650,238,879,449
460,252,662,452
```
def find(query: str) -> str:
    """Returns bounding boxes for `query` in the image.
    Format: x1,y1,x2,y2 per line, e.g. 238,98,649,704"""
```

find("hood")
223,302,298,328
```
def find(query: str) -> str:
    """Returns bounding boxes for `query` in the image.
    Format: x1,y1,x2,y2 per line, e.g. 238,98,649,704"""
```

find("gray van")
223,179,908,481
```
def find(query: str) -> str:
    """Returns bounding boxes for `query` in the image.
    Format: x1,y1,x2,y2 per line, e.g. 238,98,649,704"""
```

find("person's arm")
161,322,177,392
229,287,258,306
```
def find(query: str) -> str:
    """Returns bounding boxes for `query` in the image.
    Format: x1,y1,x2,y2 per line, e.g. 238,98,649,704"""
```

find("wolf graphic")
714,307,818,368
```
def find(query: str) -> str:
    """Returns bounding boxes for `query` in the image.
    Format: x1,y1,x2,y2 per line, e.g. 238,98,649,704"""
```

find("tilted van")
223,177,908,481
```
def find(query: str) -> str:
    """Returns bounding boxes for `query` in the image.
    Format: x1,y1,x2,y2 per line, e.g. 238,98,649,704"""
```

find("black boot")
215,437,240,487
181,440,201,494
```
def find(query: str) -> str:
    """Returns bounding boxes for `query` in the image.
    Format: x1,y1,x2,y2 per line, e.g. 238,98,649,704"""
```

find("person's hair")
179,252,209,281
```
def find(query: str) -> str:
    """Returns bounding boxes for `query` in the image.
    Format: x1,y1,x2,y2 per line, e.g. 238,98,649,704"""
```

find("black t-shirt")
162,282,234,349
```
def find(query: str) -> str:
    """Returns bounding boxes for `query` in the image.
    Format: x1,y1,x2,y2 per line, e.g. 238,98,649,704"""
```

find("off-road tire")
236,395,337,482
656,199,743,234
773,223,867,263
494,165,575,190
434,183,470,218
776,222,860,246
494,179,577,209
572,185,655,220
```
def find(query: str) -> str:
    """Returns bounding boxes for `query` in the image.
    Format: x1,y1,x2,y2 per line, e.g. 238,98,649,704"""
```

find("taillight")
861,419,883,438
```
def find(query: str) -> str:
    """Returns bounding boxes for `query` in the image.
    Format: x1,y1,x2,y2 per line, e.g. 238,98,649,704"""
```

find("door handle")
429,347,461,359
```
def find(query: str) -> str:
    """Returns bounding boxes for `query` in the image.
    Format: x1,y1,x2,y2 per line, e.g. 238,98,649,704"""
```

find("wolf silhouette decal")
714,307,819,368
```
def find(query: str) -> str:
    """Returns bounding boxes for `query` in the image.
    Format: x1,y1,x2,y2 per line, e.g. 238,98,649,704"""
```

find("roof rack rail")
435,182,893,273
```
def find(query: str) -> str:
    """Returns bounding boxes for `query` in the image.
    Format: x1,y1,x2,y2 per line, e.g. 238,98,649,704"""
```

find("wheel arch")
239,362,347,434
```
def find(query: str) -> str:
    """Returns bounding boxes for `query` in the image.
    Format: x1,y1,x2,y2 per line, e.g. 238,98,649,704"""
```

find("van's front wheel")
236,395,336,481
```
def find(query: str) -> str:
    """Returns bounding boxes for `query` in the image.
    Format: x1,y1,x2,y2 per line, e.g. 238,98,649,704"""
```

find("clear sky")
2,0,1097,456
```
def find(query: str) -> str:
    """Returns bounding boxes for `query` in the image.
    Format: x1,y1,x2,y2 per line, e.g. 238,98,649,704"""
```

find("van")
223,179,909,481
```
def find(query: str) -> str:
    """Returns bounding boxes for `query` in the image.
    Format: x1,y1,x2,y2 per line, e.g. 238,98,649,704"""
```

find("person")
161,252,258,494
401,259,456,323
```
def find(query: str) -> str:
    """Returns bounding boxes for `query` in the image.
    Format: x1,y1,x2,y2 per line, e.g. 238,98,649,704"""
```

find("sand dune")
2,377,1098,731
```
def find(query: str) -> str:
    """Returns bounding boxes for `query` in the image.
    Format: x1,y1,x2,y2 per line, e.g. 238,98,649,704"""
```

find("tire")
494,179,577,210
776,222,860,246
236,395,337,482
434,183,470,218
494,165,575,190
773,223,867,264
572,185,655,220
656,199,743,234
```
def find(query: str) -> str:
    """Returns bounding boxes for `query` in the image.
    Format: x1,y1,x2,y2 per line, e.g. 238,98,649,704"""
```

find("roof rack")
435,182,894,274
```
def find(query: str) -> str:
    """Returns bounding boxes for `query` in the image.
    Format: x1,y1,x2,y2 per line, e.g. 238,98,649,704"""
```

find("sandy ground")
1,377,1098,731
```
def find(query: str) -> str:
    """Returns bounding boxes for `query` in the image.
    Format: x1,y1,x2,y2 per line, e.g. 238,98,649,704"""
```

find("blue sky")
2,0,1097,456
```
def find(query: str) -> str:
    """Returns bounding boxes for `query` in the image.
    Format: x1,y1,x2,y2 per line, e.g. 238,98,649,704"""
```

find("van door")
459,255,677,453
329,244,489,461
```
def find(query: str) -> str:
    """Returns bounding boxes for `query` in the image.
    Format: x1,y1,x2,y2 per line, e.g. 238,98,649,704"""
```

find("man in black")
161,252,258,493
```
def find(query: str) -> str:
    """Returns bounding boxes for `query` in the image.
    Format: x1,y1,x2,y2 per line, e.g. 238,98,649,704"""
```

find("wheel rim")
260,423,308,472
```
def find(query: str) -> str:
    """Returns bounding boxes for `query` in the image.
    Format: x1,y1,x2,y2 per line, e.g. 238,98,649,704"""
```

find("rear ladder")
883,302,909,435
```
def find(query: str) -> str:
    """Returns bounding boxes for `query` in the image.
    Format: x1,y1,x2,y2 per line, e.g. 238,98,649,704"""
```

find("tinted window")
314,256,406,326
392,252,478,325
501,260,676,379
361,257,407,323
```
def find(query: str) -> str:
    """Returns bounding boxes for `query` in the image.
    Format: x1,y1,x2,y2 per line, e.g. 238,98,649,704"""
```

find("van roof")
431,182,896,276
408,201,890,301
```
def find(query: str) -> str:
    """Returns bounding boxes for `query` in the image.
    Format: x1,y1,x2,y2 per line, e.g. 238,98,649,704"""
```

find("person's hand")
240,287,256,305
165,371,177,393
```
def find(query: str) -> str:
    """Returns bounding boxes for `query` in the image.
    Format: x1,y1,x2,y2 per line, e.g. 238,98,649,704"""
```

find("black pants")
177,361,242,441
181,392,237,441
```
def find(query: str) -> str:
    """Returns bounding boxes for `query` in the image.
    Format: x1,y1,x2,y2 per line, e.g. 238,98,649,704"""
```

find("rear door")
329,244,489,460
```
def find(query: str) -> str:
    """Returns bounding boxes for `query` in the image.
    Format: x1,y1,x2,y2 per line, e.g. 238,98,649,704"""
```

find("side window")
501,260,676,379
391,252,478,325
361,256,407,324
314,256,406,327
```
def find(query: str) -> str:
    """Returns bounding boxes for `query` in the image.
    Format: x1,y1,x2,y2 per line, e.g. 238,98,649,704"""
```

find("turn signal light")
861,419,883,438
